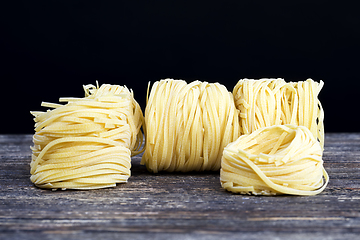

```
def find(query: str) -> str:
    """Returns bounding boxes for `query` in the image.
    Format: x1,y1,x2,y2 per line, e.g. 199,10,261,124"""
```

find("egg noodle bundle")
220,124,329,195
233,78,324,148
141,79,241,173
30,83,144,190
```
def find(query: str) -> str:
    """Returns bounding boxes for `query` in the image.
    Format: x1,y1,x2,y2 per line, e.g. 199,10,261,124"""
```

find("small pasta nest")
30,83,144,190
220,124,329,195
141,79,241,173
233,78,324,149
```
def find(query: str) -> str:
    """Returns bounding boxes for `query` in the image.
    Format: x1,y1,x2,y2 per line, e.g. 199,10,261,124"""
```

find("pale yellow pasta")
220,124,329,195
30,83,144,190
233,78,324,148
141,79,241,173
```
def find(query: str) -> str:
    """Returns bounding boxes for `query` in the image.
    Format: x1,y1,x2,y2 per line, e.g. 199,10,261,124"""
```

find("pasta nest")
220,124,329,195
141,79,241,173
233,78,324,149
29,83,144,190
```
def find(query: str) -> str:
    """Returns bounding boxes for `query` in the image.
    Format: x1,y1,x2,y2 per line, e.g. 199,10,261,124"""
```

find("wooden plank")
1,134,360,240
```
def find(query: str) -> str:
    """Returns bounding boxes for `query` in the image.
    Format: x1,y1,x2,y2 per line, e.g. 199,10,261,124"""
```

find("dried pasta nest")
220,124,329,195
141,79,241,173
30,83,144,190
233,78,324,148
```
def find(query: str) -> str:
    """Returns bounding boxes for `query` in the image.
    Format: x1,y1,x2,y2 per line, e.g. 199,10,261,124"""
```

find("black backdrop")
2,1,359,133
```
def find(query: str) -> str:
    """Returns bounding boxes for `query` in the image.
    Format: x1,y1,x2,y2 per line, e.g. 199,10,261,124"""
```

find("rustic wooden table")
1,133,360,240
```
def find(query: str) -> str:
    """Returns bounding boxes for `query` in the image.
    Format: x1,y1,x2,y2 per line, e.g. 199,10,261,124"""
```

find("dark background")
2,1,359,133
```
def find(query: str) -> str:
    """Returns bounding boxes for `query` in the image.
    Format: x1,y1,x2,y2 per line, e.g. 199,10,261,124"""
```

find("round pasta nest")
30,83,144,190
220,124,329,195
233,78,324,149
141,79,241,173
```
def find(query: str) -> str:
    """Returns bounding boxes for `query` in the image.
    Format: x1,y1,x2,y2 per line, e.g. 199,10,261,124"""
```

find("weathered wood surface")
1,133,360,240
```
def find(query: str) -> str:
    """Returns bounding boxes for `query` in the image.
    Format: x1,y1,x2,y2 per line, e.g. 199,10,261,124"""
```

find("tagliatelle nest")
30,83,144,190
141,79,241,173
233,78,324,149
220,124,329,196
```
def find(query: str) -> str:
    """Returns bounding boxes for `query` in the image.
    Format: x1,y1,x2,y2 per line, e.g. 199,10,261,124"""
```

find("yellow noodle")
141,78,241,173
233,78,324,148
220,124,329,195
30,83,144,190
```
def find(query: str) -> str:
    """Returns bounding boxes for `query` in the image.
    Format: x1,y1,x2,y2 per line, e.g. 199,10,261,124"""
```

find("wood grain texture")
1,133,360,240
